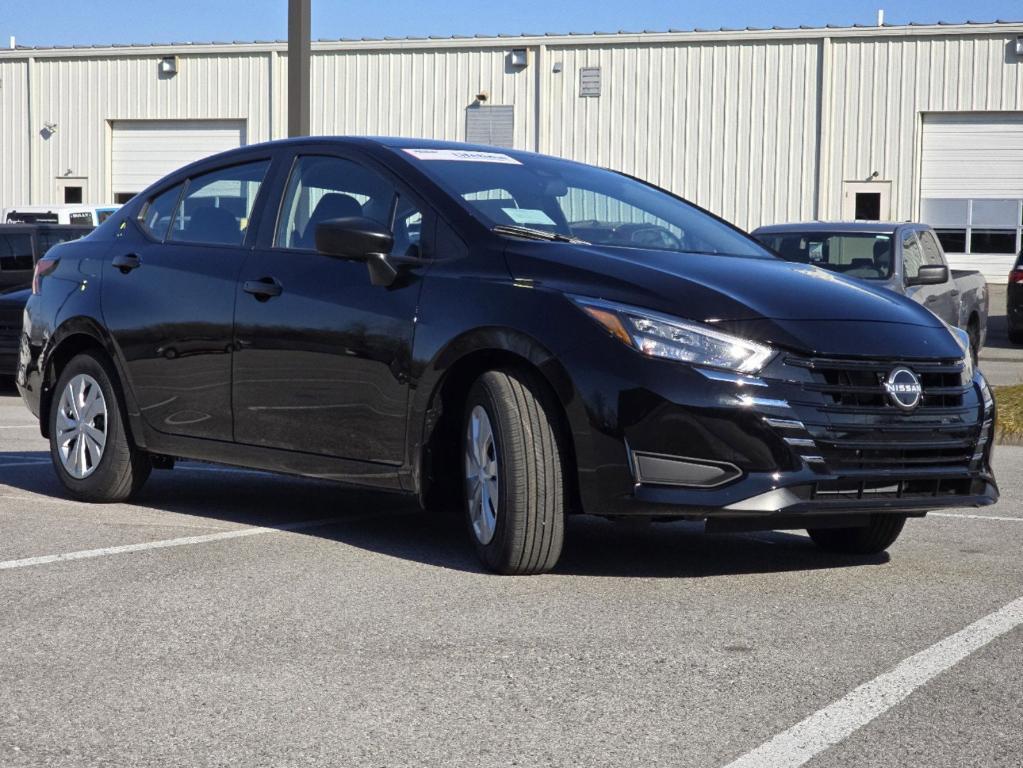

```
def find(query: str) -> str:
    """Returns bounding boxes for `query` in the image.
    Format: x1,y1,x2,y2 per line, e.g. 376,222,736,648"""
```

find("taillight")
32,258,59,294
1010,268,1023,285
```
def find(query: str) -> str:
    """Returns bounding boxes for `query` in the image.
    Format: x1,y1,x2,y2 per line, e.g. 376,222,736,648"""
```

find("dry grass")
994,385,1023,443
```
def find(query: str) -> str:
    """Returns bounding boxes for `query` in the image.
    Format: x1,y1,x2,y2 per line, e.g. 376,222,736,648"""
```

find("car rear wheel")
49,352,151,502
807,514,907,555
463,369,566,574
967,317,981,366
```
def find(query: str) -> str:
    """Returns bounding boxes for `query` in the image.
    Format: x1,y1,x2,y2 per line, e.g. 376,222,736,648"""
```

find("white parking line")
721,595,1023,768
931,512,1023,522
0,516,354,571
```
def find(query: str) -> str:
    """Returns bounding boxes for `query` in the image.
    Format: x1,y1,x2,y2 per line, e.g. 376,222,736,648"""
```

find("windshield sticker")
808,242,824,262
502,207,556,226
403,148,522,164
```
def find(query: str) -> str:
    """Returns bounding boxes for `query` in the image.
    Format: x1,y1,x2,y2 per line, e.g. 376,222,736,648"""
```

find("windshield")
755,231,894,280
396,148,770,259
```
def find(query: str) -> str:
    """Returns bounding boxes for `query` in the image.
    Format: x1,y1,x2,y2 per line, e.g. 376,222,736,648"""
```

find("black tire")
807,514,907,555
463,369,566,574
49,352,151,502
967,318,981,367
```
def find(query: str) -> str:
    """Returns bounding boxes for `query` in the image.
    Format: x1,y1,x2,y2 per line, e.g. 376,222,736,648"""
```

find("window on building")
170,160,270,246
63,186,83,204
934,229,967,253
970,229,1017,254
854,192,882,221
114,193,137,205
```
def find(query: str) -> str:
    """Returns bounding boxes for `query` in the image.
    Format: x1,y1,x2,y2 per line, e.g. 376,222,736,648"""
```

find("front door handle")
111,253,141,273
243,277,283,301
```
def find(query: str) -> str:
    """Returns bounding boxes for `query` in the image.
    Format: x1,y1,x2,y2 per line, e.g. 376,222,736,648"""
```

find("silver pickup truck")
752,221,988,361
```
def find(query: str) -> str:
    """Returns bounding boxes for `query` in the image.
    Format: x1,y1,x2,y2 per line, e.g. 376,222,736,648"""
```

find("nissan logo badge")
884,367,923,411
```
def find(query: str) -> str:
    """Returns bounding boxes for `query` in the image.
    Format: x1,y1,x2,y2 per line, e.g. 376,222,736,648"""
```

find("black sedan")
17,138,997,573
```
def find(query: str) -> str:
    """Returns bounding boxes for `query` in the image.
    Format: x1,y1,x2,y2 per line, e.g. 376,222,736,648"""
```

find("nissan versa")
17,138,998,574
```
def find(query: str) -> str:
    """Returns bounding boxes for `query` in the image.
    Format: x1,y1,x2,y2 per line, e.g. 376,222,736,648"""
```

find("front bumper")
560,341,998,521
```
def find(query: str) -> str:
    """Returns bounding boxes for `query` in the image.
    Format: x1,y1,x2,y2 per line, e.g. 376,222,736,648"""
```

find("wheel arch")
410,328,581,514
39,319,143,445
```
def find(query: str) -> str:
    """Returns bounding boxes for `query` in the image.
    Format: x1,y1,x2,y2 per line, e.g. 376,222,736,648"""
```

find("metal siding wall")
825,34,1023,223
0,59,30,207
22,53,271,204
541,41,821,231
308,47,535,149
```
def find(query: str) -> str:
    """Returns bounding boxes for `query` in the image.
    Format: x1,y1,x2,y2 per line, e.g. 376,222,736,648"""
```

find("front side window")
917,230,945,266
755,232,893,280
138,184,183,241
0,233,34,272
903,232,924,281
170,160,270,246
396,147,768,259
275,155,396,251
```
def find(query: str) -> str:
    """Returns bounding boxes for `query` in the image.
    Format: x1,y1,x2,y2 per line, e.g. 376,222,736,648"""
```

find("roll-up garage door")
110,120,246,200
920,113,1023,282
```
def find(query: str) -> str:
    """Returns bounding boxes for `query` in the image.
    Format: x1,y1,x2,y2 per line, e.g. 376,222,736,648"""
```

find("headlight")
569,295,775,374
948,325,974,383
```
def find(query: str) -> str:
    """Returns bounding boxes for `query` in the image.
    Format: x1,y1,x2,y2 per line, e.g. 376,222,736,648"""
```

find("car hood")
505,244,962,358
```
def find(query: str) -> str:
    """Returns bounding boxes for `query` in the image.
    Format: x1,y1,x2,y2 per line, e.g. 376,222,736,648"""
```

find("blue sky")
0,0,1021,47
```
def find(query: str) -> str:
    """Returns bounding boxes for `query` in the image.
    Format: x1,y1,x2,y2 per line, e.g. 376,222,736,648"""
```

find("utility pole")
288,0,311,137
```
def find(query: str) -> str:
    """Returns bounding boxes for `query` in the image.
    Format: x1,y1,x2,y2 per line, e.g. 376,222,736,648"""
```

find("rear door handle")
111,253,141,273
243,277,283,301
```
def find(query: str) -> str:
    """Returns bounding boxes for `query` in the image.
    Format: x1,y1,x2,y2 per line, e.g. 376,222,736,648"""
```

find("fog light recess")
631,452,742,488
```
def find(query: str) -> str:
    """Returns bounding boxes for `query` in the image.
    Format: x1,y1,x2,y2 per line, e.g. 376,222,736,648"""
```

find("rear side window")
171,160,270,246
139,184,183,241
0,233,34,272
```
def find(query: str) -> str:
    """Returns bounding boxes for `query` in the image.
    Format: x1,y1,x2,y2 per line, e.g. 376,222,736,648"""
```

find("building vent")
579,67,602,97
465,104,515,148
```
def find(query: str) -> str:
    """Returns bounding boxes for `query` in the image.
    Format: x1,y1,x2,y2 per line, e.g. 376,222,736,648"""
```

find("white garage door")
110,120,245,199
920,113,1023,283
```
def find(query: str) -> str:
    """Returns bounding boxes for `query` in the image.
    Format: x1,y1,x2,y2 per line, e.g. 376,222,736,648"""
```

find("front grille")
813,477,975,500
781,355,984,474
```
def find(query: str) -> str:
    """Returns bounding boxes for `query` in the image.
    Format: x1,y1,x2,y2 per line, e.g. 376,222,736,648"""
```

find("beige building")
2,21,1023,279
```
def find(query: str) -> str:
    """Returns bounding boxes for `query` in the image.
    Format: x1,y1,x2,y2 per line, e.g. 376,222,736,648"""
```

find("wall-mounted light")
1015,36,1023,56
158,56,178,77
509,48,528,68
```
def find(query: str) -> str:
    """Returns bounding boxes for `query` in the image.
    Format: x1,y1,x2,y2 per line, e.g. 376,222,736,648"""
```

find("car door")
232,151,427,465
101,157,272,441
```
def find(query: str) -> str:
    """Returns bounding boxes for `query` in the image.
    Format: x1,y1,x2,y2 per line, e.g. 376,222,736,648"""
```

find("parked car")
1,224,92,377
3,204,119,226
1009,251,1023,345
752,222,989,362
17,139,997,574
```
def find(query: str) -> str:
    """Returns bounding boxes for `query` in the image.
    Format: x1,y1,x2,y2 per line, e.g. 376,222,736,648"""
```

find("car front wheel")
463,369,566,574
807,514,907,555
49,352,151,502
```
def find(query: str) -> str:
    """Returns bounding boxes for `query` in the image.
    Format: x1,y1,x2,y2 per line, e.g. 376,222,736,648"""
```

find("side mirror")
906,264,948,286
315,216,398,287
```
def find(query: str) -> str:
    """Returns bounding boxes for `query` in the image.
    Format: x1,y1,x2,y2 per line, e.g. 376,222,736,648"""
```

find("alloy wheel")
55,373,108,479
465,405,499,545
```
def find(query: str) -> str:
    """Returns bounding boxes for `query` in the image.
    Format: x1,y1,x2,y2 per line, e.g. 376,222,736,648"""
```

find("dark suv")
1,224,92,377
17,138,997,573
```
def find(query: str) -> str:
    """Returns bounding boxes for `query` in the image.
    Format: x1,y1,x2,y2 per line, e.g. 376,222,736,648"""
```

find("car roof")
752,221,917,235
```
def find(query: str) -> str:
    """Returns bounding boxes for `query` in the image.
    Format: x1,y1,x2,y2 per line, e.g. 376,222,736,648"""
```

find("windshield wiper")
492,224,589,245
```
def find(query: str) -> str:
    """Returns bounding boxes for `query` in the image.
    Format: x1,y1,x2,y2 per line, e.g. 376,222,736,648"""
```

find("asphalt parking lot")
1,384,1021,768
